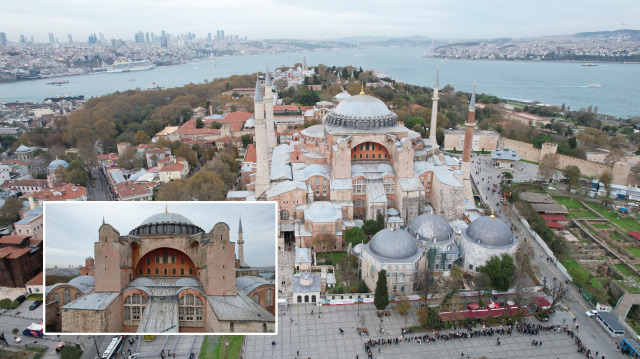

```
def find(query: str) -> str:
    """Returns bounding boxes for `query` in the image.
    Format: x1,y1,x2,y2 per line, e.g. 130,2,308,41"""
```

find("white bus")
102,336,124,359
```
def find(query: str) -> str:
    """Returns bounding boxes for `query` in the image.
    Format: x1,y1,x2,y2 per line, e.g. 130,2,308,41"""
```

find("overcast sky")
44,201,276,268
2,1,639,43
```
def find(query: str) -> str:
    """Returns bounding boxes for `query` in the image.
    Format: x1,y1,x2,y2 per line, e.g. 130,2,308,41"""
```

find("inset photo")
44,201,276,335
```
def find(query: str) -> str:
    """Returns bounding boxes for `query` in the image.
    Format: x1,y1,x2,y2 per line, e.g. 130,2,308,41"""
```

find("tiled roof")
25,271,43,286
0,246,32,259
29,183,86,201
178,119,219,136
13,179,47,187
159,163,185,172
244,144,256,163
540,214,568,221
0,235,30,245
115,182,153,199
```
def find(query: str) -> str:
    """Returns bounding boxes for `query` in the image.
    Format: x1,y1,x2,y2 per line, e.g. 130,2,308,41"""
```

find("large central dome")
129,212,204,236
368,228,419,260
324,94,397,129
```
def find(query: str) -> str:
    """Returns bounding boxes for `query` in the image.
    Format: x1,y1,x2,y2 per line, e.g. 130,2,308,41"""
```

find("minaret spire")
254,75,263,101
237,216,245,264
254,75,270,198
264,66,276,153
165,203,168,213
461,80,477,202
469,79,476,112
265,65,271,86
238,216,243,233
428,65,440,145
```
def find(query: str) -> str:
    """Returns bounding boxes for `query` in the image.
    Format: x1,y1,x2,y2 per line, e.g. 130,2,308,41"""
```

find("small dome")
334,90,352,99
301,124,325,138
464,216,514,247
15,144,32,153
407,213,454,243
85,256,93,261
48,159,69,170
325,94,397,129
368,228,418,260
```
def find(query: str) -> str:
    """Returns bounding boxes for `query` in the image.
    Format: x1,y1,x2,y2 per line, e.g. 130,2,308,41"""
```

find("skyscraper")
145,32,150,43
221,30,225,41
48,33,54,44
135,31,144,43
216,30,221,40
0,32,7,46
19,35,26,44
68,34,73,43
88,33,97,44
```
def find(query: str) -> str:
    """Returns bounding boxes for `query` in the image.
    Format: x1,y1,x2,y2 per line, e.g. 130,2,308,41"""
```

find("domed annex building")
46,210,275,333
458,215,518,272
230,69,473,253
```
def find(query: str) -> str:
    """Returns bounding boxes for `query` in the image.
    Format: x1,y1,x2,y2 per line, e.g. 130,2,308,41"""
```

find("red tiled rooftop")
25,271,43,286
245,144,257,163
546,221,564,229
29,183,86,201
13,179,47,187
540,214,568,221
629,232,640,241
0,246,31,259
0,235,30,245
159,163,185,172
115,182,154,199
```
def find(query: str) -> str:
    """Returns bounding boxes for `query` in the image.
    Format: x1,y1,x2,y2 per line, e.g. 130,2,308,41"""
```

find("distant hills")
573,29,640,41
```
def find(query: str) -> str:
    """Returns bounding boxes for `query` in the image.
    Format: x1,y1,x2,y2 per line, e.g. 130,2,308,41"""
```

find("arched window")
164,268,168,275
354,199,364,207
252,293,260,303
304,295,309,303
173,268,176,275
312,295,316,302
53,293,59,302
139,269,142,275
266,289,273,307
383,177,395,194
178,294,204,327
263,323,267,333
322,188,327,197
75,293,81,299
124,294,147,326
155,268,159,275
297,296,302,303
189,268,193,275
147,268,151,275
280,210,289,220
315,178,319,186
63,289,70,305
181,269,185,275
353,178,365,194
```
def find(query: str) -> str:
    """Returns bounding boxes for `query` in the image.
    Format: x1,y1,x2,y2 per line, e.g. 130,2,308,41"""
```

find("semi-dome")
129,212,204,236
464,216,514,247
48,159,69,170
407,213,454,244
368,228,419,260
324,94,397,129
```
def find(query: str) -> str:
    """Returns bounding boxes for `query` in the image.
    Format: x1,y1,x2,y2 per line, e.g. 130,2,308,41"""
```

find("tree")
604,148,624,166
599,171,613,200
195,118,204,129
0,198,24,227
415,266,445,307
374,269,389,312
312,233,337,253
174,143,198,168
417,306,441,328
117,147,142,170
362,219,381,235
344,227,368,247
292,90,320,106
562,165,581,191
336,253,359,290
241,134,252,147
395,294,411,315
186,170,227,200
450,264,464,289
376,212,385,232
156,180,190,201
406,116,425,129
133,130,151,145
537,154,559,181
568,137,577,149
478,253,514,292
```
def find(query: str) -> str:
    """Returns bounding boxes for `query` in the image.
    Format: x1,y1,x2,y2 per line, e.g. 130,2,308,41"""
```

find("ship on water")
47,79,69,85
107,60,156,73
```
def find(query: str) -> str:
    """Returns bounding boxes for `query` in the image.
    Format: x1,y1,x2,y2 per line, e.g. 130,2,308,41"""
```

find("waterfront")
1,46,639,118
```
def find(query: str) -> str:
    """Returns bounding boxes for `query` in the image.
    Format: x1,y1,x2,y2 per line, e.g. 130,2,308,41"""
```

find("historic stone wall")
62,293,122,332
443,129,500,152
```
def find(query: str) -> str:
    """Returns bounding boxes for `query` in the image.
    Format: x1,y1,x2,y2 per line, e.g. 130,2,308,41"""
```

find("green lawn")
200,336,244,359
592,223,610,229
586,203,640,231
27,293,43,300
627,247,640,260
615,263,637,278
553,197,585,210
590,277,605,291
610,233,624,242
316,251,347,265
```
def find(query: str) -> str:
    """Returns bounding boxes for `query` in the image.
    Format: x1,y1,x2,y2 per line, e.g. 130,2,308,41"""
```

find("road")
470,153,625,358
87,167,111,201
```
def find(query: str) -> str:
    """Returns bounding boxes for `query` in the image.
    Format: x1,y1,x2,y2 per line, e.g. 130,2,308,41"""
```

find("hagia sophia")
45,207,275,333
228,68,520,298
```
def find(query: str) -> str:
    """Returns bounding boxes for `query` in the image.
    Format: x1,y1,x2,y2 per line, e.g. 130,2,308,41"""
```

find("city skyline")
44,201,277,268
1,0,639,43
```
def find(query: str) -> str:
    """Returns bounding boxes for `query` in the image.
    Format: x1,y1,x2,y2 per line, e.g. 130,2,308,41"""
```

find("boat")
587,83,603,88
47,80,69,85
145,82,164,91
107,60,156,73
581,63,597,66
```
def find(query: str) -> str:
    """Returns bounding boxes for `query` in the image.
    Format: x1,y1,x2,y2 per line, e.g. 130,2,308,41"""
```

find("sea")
1,46,639,118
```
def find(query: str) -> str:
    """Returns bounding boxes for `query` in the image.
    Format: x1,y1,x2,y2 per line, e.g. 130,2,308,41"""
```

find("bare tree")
416,266,446,307
512,242,539,319
337,253,359,290
537,154,559,181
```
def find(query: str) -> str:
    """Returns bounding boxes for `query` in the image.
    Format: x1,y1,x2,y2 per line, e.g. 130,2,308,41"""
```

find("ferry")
581,63,597,66
587,83,603,88
107,60,156,73
47,80,69,85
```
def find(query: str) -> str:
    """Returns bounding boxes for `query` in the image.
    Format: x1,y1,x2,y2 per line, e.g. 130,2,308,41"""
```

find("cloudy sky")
2,0,638,43
44,201,276,268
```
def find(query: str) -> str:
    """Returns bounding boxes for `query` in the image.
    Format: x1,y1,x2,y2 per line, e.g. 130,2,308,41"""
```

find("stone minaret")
237,216,244,264
461,81,476,201
264,66,276,153
254,77,270,198
429,66,439,146
302,56,307,72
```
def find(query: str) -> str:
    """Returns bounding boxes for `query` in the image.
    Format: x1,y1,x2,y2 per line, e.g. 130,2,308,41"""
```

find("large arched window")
124,294,147,326
178,294,203,327
383,177,396,194
53,293,59,303
353,178,365,194
266,289,273,307
75,293,81,300
252,293,260,303
63,289,70,305
280,210,289,220
354,199,365,207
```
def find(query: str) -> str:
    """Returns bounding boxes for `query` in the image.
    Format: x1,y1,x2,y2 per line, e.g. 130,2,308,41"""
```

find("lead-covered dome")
407,213,454,244
129,212,204,236
464,216,514,247
324,94,397,129
48,159,69,171
368,228,418,260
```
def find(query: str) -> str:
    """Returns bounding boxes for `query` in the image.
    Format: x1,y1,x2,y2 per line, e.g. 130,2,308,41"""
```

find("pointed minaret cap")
435,65,439,89
254,76,263,101
265,66,271,86
359,83,365,95
238,216,243,233
469,79,476,111
102,216,105,225
165,203,168,213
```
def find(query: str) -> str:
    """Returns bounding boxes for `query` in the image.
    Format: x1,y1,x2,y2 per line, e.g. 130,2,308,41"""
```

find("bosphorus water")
1,46,638,118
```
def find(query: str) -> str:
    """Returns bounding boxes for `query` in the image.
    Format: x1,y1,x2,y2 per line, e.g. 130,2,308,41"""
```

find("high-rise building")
30,36,34,44
221,30,225,41
0,32,7,46
207,33,211,40
68,34,73,43
19,35,26,44
234,35,239,40
145,32,150,43
216,30,221,40
88,33,97,44
49,33,54,44
135,31,145,43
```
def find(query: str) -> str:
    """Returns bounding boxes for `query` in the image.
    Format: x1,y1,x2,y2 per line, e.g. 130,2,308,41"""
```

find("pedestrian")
297,351,300,356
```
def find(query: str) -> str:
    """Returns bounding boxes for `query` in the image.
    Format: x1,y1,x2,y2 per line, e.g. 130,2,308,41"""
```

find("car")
585,310,598,317
29,300,42,311
14,295,26,304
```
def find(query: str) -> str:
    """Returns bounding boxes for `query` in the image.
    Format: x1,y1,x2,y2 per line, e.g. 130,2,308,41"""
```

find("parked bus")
102,336,124,359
